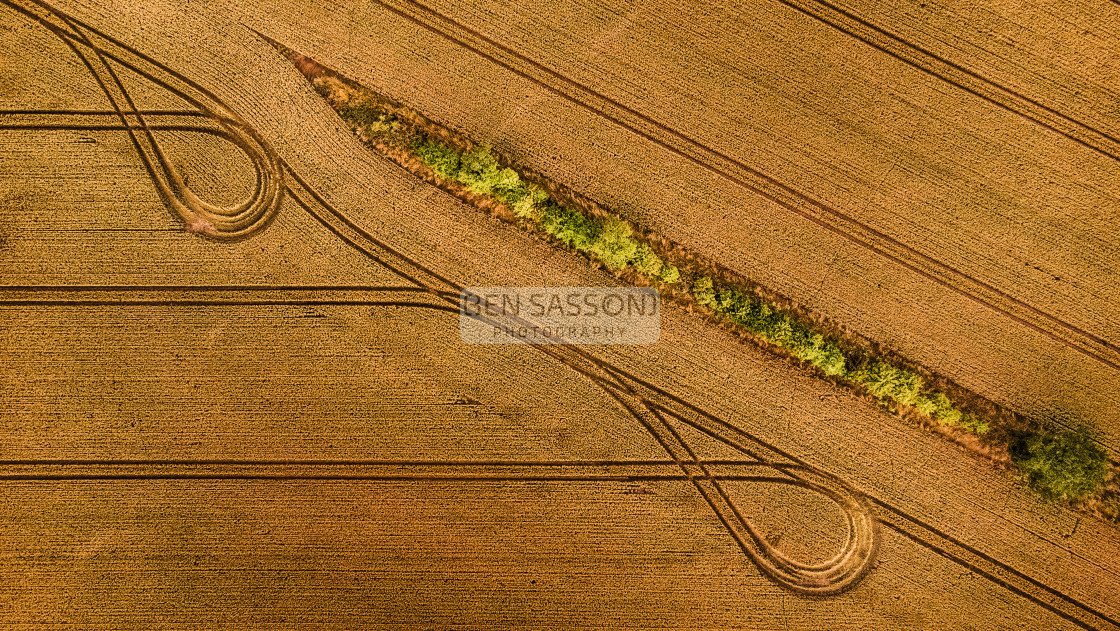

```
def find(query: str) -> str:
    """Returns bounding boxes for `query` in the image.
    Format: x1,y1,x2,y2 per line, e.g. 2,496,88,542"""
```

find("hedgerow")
321,66,1109,507
694,276,846,377
691,273,994,433
347,86,1056,441
411,142,680,282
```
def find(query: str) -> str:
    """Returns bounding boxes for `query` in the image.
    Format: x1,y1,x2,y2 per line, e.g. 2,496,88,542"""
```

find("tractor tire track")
775,0,1120,162
364,0,1120,374
2,0,1114,616
604,360,1120,630
4,0,282,239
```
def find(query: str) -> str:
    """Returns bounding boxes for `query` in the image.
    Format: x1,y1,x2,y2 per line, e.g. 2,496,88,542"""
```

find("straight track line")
776,0,1120,162
367,0,1120,373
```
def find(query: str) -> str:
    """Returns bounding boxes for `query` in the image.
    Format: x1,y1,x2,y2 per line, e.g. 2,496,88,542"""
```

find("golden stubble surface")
211,0,1120,448
1,0,1118,628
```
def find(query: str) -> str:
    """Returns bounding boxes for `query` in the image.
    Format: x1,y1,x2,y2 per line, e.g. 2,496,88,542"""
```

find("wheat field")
1,0,1118,628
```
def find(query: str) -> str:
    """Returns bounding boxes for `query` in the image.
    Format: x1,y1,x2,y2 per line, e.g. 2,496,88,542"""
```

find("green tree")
692,276,716,307
456,145,519,196
511,185,549,220
588,216,639,270
1010,427,1108,500
415,140,461,179
631,243,664,277
540,202,598,250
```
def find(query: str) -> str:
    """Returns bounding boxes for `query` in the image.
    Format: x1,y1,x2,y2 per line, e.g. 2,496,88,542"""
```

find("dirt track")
1,0,1119,627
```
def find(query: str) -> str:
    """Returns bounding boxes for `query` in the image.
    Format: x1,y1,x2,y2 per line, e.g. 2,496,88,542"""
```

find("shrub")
713,287,755,325
693,277,716,307
631,243,664,277
1010,428,1108,500
318,70,1115,516
490,168,522,196
787,332,847,376
339,97,385,127
736,296,776,335
511,185,549,220
456,145,501,194
415,140,461,179
452,145,525,199
960,413,990,434
366,118,395,136
540,201,599,250
588,216,639,270
495,180,528,207
1103,494,1120,524
938,408,964,425
912,394,939,416
312,76,350,107
851,361,923,406
767,316,796,346
917,392,988,433
816,345,848,376
927,392,961,425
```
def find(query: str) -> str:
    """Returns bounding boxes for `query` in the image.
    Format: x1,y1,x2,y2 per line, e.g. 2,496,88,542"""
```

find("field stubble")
1,0,1119,628
216,0,1120,453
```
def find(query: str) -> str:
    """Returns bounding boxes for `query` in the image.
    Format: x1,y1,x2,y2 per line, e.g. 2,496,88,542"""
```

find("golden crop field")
222,0,1120,447
1,0,1118,628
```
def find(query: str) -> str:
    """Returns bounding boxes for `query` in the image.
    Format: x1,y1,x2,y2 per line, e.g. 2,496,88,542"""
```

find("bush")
851,361,923,406
631,243,664,277
456,145,501,194
912,394,939,416
540,201,599,250
713,287,756,326
1010,428,1108,500
451,145,523,198
494,169,522,193
339,97,385,127
495,180,528,207
960,413,990,434
312,76,351,107
913,392,989,434
659,264,680,283
512,185,549,220
1103,494,1120,524
693,277,716,306
415,140,461,179
588,216,639,270
927,392,961,425
816,346,848,377
787,332,847,376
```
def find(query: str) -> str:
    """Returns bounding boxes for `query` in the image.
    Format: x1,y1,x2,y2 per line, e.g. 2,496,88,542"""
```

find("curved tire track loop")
4,0,282,239
3,1,1119,623
3,0,877,596
286,165,880,596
